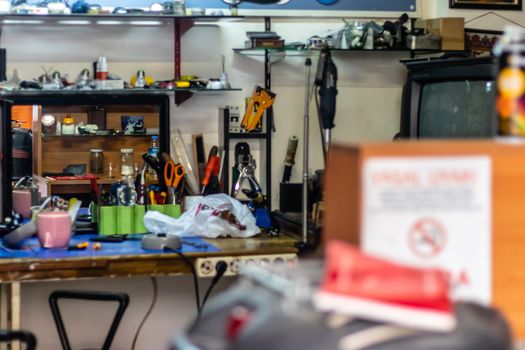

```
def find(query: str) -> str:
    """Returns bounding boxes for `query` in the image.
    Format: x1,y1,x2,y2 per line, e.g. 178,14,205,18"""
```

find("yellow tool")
175,81,191,88
241,86,276,132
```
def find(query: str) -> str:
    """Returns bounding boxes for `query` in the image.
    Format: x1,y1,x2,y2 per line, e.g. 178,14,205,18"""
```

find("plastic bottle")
146,136,160,181
148,135,159,157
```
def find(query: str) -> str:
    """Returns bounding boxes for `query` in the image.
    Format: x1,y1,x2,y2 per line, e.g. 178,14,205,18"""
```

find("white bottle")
56,121,61,135
364,27,374,50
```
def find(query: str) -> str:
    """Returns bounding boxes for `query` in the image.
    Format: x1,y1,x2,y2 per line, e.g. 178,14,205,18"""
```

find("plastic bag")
143,194,260,238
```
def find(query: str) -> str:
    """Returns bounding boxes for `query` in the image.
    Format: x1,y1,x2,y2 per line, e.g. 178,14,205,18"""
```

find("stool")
49,290,129,350
0,330,36,350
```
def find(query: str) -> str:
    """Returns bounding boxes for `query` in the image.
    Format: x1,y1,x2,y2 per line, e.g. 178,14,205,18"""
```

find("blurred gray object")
406,33,441,50
172,263,513,350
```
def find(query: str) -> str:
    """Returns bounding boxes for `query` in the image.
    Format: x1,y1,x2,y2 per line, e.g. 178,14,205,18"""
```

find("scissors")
164,159,185,204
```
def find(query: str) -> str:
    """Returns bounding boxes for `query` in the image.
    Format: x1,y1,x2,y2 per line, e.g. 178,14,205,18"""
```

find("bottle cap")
91,149,103,153
121,148,134,153
152,135,159,140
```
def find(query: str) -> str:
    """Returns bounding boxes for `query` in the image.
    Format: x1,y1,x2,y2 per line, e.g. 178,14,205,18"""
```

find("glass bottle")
62,116,75,135
89,149,104,174
120,148,135,177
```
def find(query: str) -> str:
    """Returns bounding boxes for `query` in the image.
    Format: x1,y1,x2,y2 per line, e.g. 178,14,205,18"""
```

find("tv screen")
400,57,497,139
418,80,497,138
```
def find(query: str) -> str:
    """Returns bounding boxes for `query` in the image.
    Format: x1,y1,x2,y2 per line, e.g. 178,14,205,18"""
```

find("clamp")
232,153,262,198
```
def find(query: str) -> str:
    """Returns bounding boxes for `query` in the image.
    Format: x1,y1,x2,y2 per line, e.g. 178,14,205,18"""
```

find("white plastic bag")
143,194,260,238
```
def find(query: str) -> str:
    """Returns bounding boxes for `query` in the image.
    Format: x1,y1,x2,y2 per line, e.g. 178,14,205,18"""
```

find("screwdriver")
202,146,220,195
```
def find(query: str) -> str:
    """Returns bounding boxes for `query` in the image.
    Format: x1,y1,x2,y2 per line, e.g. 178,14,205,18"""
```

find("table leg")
0,283,21,350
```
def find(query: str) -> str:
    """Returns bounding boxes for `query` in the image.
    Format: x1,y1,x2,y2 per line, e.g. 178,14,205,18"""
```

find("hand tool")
149,190,156,205
117,183,137,206
171,130,200,195
241,86,276,132
192,134,205,183
161,153,185,204
282,136,299,183
67,242,89,251
135,163,148,205
202,146,220,195
232,153,262,199
142,153,165,189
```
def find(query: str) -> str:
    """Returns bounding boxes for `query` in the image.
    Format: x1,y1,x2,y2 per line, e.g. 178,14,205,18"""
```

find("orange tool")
162,153,185,204
241,86,276,132
202,146,221,195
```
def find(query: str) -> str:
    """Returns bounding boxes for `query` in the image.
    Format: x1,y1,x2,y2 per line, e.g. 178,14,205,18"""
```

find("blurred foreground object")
172,241,512,350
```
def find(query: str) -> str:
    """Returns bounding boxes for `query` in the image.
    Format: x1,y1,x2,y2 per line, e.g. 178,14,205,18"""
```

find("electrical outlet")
195,254,298,278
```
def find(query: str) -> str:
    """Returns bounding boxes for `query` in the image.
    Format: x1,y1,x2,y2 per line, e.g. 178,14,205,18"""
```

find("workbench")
0,233,299,350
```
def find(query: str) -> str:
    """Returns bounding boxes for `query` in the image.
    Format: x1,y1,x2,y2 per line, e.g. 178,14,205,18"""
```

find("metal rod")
303,56,312,245
324,129,332,155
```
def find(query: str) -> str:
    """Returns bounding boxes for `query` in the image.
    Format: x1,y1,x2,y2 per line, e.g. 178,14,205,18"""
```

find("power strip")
195,254,298,278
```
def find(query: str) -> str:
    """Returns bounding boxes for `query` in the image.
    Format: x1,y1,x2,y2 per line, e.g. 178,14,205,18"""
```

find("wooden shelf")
41,134,157,139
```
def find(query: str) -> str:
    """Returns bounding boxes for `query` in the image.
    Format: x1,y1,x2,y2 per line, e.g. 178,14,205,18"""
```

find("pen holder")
99,206,117,235
99,204,181,235
116,207,133,235
37,211,72,248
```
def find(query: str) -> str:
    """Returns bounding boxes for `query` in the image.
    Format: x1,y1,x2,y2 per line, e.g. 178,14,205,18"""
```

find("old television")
399,57,497,139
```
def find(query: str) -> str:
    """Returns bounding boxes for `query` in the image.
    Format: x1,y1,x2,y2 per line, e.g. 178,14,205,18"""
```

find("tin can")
497,26,525,136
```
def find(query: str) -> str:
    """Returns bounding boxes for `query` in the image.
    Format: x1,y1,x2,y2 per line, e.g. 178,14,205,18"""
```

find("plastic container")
62,117,75,135
89,149,104,174
120,148,135,176
173,0,185,15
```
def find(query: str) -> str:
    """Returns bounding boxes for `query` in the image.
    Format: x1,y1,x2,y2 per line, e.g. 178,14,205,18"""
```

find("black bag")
12,128,32,180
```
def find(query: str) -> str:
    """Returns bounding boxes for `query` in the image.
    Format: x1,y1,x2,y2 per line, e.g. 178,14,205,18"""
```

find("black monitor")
399,57,497,139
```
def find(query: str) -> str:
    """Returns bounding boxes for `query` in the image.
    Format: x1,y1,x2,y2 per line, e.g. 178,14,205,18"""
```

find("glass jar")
120,148,135,176
89,149,104,174
62,116,75,135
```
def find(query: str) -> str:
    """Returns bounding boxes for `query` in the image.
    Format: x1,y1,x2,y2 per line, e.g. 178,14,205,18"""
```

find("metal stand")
302,55,312,245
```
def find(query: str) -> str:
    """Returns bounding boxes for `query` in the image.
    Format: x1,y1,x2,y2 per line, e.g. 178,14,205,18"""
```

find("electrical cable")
199,261,228,314
172,250,201,314
131,277,158,350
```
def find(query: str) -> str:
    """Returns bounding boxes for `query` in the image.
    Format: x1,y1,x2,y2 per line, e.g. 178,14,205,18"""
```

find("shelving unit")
4,92,170,196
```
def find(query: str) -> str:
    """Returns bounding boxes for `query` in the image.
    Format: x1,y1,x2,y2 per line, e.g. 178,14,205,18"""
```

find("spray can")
496,26,525,136
96,57,108,80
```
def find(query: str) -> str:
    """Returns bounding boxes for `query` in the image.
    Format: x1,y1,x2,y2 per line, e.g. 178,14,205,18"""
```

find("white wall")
2,9,446,350
427,0,525,28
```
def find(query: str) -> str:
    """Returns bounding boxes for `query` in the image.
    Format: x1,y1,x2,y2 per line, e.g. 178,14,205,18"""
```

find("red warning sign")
408,218,447,259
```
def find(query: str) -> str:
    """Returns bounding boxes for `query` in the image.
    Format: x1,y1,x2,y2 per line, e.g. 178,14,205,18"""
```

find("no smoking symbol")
408,218,447,259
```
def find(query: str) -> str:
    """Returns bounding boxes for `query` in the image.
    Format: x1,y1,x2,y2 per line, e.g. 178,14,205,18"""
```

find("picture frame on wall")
450,0,522,10
465,28,503,57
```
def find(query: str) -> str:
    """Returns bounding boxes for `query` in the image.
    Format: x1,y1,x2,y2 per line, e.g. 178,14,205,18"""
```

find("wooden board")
0,234,298,283
323,140,525,339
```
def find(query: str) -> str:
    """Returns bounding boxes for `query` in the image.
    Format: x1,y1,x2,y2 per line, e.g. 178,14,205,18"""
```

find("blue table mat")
0,234,220,259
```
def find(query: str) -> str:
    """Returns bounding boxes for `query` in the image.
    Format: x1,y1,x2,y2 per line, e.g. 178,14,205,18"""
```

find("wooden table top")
0,233,299,283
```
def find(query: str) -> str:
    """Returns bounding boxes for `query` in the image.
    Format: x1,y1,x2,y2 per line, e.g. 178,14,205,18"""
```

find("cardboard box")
323,140,525,339
415,17,465,51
